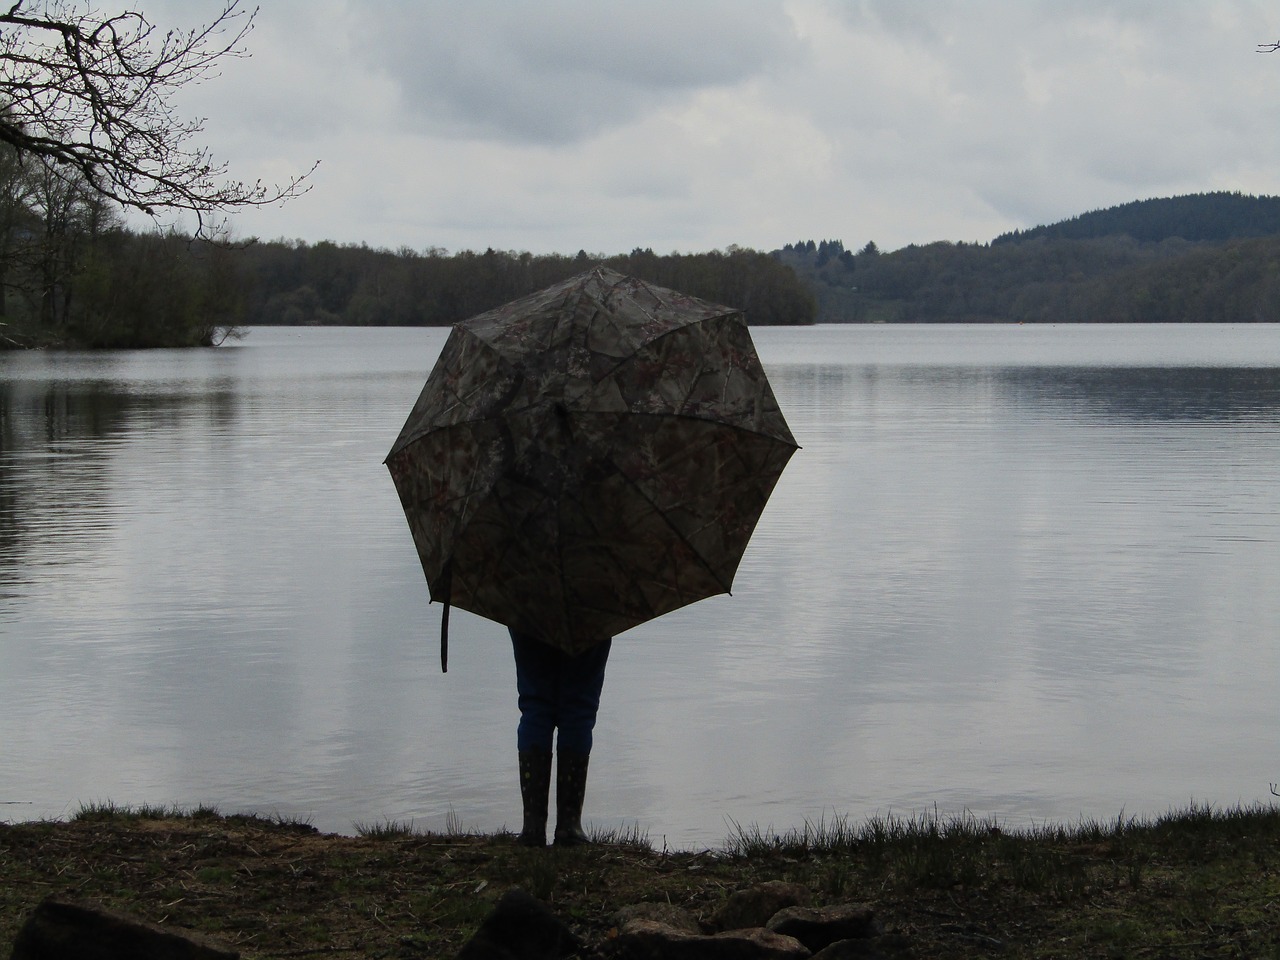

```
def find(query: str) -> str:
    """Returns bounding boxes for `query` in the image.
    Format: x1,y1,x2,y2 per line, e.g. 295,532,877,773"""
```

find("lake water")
2,324,1279,849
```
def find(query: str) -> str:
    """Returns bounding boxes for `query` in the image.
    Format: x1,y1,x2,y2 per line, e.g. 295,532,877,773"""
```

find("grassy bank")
2,801,1279,957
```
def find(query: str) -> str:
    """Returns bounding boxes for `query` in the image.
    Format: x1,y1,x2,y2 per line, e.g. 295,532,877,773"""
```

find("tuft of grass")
71,802,317,834
73,801,213,822
353,808,504,841
71,799,128,821
226,810,316,832
444,807,470,836
723,807,999,860
353,817,419,839
588,822,650,849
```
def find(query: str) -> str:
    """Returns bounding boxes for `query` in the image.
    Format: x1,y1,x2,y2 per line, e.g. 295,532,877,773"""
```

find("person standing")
510,628,612,847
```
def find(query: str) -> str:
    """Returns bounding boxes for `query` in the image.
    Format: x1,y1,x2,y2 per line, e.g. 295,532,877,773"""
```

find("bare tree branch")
1257,41,1280,53
0,0,315,232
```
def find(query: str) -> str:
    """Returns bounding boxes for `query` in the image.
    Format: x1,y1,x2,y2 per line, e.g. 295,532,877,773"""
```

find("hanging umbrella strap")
439,560,452,673
440,600,450,673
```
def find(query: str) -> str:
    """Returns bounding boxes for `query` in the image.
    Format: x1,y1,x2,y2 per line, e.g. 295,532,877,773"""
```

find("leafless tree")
0,1,314,230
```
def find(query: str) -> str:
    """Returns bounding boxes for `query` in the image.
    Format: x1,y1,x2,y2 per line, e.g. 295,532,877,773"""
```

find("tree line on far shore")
0,225,817,349
8,184,1280,349
783,193,1280,324
237,241,817,330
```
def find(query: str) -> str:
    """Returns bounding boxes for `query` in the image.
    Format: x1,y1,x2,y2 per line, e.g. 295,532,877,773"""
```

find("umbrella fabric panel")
463,270,733,377
386,417,511,598
387,326,520,454
578,312,794,442
569,411,793,578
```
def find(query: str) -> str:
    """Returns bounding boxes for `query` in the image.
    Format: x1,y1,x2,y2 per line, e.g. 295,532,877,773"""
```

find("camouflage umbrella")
385,267,798,670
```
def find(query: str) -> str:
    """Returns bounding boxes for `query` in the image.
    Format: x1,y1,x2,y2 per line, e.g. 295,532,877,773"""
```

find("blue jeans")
510,629,611,755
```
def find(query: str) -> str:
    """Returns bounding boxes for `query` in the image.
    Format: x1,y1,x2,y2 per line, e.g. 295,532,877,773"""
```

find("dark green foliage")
68,230,245,347
14,187,1277,346
785,192,1280,323
2,232,816,349
2,227,243,348
605,245,816,326
775,238,868,322
238,241,817,328
0,147,247,348
845,235,1280,323
994,191,1280,244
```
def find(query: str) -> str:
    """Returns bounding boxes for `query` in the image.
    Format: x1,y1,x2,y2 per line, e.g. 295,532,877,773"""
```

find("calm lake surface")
2,324,1279,848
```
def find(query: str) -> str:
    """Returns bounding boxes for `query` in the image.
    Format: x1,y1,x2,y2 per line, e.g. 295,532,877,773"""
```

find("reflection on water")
2,325,1279,846
997,367,1280,422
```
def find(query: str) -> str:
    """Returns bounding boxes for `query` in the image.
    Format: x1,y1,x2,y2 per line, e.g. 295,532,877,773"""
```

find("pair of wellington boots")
518,749,590,847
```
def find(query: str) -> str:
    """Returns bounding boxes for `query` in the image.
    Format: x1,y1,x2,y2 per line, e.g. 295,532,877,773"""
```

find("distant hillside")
993,192,1280,245
778,193,1280,323
773,239,866,325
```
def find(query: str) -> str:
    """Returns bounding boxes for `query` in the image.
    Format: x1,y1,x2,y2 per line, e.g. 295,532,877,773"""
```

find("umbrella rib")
582,311,767,421
602,450,738,600
565,410,798,616
387,328,528,457
583,408,800,448
576,403,797,549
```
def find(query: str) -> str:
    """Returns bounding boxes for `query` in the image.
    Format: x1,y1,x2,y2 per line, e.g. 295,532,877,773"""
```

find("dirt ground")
3,807,1279,958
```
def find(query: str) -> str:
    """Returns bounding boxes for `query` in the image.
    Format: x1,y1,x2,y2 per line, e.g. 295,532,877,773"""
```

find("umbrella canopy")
386,267,797,665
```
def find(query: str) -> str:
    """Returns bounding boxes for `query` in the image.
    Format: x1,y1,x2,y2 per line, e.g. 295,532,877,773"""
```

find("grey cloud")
842,0,1212,38
353,1,805,144
134,0,1280,255
800,0,1279,233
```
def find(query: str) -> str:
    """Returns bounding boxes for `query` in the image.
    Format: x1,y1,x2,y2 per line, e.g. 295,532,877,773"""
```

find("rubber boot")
518,750,552,847
553,751,592,846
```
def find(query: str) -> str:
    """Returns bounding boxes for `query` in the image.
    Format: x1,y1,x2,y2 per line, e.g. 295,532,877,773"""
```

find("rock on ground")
611,918,810,960
613,901,702,933
766,903,881,951
10,896,238,960
707,880,813,932
455,888,579,960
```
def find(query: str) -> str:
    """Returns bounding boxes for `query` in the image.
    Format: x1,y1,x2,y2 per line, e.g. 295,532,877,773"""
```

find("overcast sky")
141,0,1280,255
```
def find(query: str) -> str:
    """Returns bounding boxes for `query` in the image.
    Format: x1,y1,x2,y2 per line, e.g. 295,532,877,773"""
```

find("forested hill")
781,192,1280,323
993,192,1280,244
